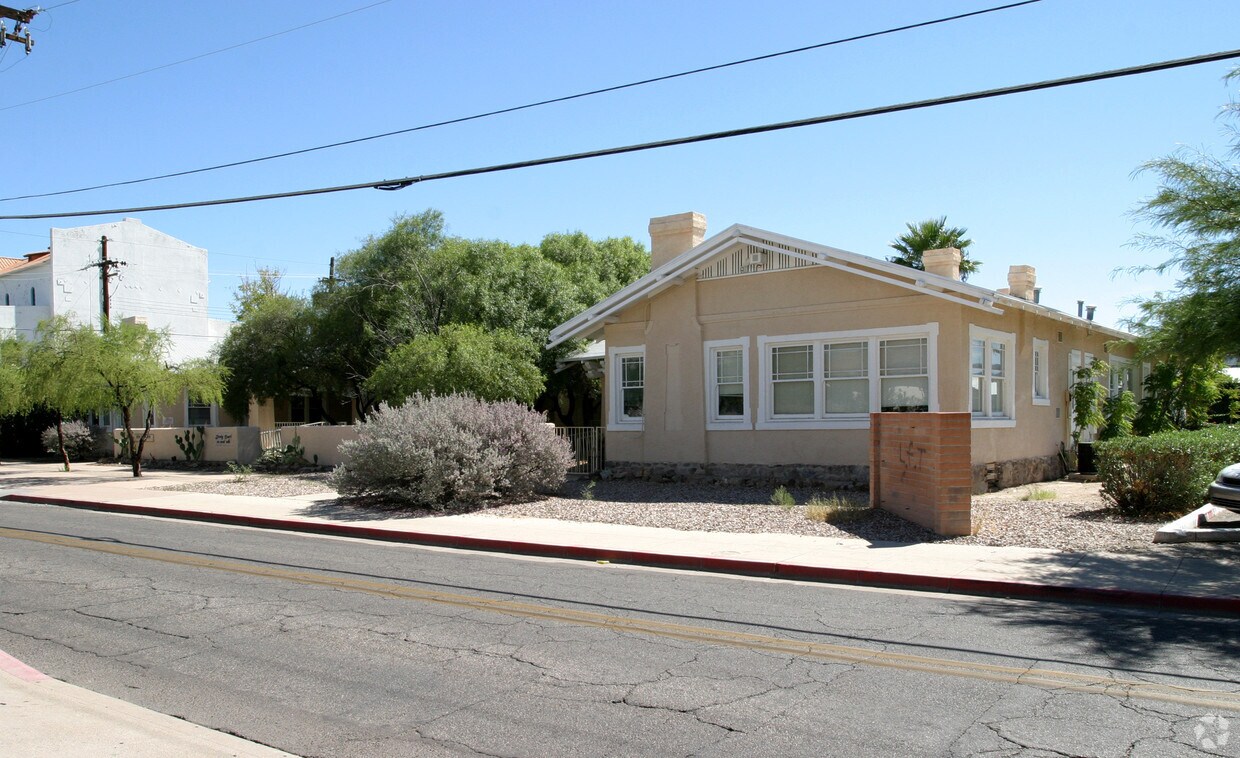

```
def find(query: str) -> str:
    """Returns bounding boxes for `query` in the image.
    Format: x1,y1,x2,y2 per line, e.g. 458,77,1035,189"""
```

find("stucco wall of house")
603,260,1136,475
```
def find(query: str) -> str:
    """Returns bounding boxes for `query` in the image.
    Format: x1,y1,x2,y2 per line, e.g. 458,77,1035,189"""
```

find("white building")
0,218,230,363
0,218,233,428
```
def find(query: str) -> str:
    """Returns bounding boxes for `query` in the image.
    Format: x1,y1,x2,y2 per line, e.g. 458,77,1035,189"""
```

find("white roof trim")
546,223,1134,348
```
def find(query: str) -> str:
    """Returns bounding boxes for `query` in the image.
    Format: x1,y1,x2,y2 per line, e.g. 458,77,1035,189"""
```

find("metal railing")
259,429,283,451
274,421,327,429
555,426,604,475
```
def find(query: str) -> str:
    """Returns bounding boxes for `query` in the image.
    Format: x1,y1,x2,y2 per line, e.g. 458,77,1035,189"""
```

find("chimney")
1086,305,1097,322
922,247,962,280
1006,265,1036,301
648,212,706,270
1077,300,1085,318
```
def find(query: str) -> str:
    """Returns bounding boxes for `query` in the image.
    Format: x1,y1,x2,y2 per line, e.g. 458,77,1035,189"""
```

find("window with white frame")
1032,338,1050,405
608,346,645,428
705,340,749,427
970,327,1015,423
879,338,929,412
757,324,937,428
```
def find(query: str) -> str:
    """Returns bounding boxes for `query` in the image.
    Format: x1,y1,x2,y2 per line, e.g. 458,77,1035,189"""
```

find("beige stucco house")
548,212,1140,491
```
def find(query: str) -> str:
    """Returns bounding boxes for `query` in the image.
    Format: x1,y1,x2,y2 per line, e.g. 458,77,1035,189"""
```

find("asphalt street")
0,499,1237,757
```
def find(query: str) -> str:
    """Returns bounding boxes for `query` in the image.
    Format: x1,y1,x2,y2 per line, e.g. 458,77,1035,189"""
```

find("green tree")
1132,359,1223,435
0,335,26,419
1127,69,1240,363
888,216,982,281
217,289,325,423
76,320,226,477
24,317,108,470
367,324,544,405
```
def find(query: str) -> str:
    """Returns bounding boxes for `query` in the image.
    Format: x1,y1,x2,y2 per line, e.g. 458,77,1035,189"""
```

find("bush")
41,420,98,461
329,394,573,509
1096,425,1240,517
805,493,870,524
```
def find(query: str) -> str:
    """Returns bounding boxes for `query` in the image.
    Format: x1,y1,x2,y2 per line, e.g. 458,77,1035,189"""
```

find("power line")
0,0,393,115
5,47,1238,222
0,0,1043,203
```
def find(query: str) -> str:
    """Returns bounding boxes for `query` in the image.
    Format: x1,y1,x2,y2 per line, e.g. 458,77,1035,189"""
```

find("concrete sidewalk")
1,461,1237,614
0,650,294,757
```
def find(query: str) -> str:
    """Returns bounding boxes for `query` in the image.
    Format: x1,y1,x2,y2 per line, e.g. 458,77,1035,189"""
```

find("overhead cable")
3,47,1237,222
0,0,1042,203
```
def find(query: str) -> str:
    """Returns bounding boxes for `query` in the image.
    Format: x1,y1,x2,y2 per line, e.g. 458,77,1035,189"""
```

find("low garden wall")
115,426,262,464
869,412,972,536
284,425,358,467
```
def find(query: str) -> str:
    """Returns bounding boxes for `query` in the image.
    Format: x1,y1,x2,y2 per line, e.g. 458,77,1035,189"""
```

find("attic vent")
1057,331,1063,343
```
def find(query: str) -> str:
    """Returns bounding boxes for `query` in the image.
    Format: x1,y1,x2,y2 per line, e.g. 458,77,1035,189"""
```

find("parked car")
1207,464,1240,513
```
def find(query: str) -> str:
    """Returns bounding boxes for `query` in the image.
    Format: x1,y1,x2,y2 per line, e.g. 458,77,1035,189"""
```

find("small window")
608,346,645,429
3,293,8,306
187,401,214,427
1032,338,1050,405
30,287,35,306
705,341,750,428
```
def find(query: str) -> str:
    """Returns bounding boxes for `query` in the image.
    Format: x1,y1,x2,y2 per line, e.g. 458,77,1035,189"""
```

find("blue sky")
1,0,1238,332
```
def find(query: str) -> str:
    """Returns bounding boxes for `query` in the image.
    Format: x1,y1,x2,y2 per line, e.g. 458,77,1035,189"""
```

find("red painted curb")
0,649,48,682
4,493,1237,616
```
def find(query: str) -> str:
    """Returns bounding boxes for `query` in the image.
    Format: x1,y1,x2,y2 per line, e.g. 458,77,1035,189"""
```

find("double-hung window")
705,340,749,428
608,346,645,429
187,400,215,427
1032,338,1050,406
1109,359,1135,398
758,324,938,429
970,326,1015,425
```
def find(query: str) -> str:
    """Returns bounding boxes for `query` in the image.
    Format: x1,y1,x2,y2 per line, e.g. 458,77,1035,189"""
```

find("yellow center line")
5,525,1239,712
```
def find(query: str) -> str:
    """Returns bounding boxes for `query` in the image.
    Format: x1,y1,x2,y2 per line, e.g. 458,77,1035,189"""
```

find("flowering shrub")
329,394,572,509
41,420,99,461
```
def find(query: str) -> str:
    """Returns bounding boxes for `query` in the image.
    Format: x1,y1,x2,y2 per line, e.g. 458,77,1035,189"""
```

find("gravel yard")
161,474,1173,553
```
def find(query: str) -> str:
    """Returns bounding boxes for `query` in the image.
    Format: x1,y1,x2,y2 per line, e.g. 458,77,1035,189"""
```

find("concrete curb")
5,493,1238,616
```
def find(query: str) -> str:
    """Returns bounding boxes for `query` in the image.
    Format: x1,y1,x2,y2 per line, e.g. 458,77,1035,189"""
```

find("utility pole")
83,235,126,329
0,5,37,54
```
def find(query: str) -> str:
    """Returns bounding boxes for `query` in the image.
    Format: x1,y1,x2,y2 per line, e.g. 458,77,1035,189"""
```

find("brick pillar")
870,412,972,536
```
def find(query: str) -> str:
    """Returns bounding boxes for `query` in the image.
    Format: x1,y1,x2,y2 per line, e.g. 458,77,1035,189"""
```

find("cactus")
174,425,206,462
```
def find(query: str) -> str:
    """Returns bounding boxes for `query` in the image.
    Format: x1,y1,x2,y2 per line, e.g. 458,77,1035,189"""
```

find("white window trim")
970,325,1017,428
1109,356,1135,398
607,345,645,432
1032,337,1050,407
756,323,939,430
704,338,751,430
185,397,219,427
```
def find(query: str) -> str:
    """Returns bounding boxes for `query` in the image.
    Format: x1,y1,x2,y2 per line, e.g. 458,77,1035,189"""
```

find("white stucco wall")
43,218,222,362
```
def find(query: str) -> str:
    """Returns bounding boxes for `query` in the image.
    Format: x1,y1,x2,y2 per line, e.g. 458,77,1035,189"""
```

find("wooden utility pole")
0,5,37,54
85,235,126,329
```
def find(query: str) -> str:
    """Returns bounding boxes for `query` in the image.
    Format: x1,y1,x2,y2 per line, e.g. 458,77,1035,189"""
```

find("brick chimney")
1007,265,1036,301
649,212,706,270
922,247,962,281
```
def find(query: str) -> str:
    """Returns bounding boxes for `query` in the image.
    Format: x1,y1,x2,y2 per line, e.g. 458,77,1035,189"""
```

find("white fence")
555,426,604,475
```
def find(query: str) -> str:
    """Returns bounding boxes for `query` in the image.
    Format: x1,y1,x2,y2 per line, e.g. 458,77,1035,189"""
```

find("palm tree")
888,216,981,281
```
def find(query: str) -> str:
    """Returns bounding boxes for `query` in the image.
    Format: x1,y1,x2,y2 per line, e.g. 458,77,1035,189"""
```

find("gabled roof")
0,252,50,278
547,223,1132,348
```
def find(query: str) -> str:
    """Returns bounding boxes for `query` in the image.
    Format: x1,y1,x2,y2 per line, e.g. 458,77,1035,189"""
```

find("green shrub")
41,420,98,461
256,435,308,471
1020,485,1056,502
770,486,795,509
1096,426,1240,517
329,394,573,509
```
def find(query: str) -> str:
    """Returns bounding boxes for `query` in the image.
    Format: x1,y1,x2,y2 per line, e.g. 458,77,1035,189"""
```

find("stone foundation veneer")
971,454,1064,494
600,461,869,489
601,454,1066,495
